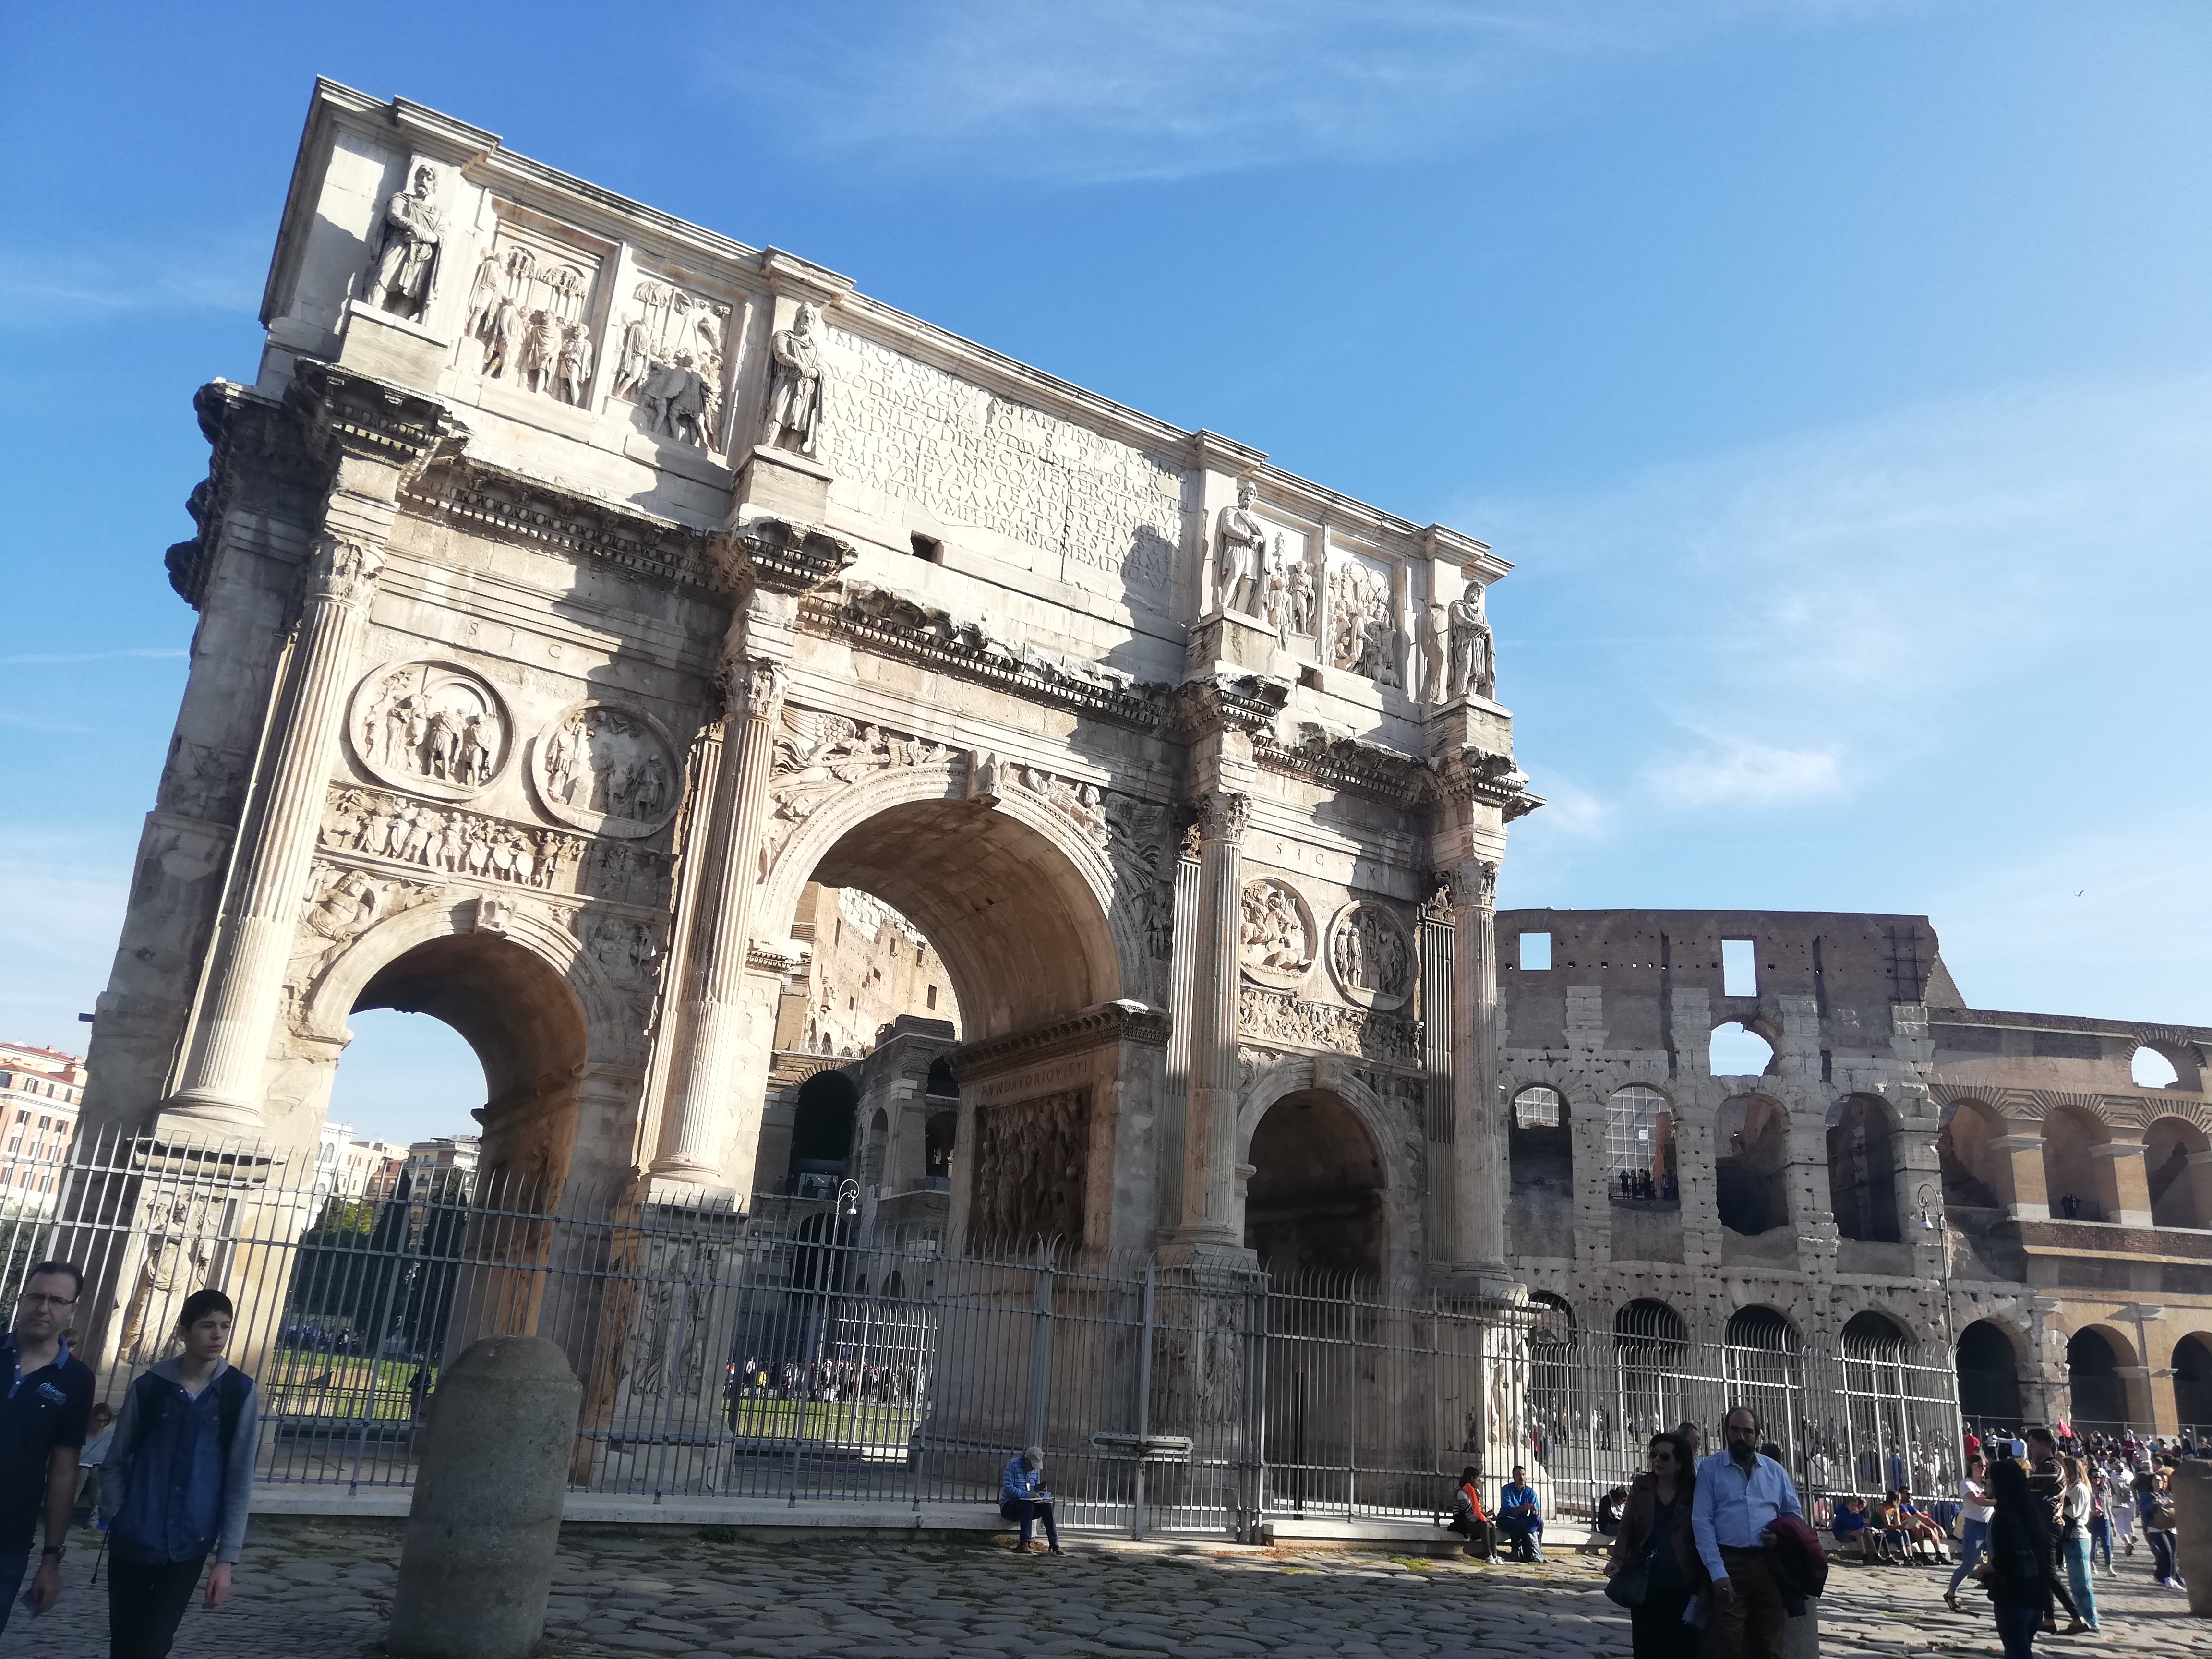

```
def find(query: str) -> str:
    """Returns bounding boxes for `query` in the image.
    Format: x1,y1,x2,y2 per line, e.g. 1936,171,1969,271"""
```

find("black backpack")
129,1366,248,1459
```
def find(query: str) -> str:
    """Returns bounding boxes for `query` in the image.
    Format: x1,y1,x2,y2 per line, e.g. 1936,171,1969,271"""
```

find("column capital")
301,532,387,610
714,654,790,723
1427,859,1498,916
1193,789,1250,848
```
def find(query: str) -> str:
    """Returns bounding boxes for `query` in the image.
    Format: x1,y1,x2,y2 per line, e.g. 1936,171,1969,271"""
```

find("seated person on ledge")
1497,1466,1544,1562
1000,1445,1061,1555
1448,1465,1495,1559
1831,1495,1882,1563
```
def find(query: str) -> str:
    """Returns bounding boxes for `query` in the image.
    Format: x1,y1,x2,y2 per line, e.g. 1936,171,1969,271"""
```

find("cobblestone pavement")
3,1519,2199,1657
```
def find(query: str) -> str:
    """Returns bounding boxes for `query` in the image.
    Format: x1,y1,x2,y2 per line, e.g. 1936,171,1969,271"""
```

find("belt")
1719,1544,1767,1556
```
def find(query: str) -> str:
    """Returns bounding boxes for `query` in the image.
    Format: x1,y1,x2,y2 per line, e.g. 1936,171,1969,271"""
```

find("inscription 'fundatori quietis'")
823,328,1187,596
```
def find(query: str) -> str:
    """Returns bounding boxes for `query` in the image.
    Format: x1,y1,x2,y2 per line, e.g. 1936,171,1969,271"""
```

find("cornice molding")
953,1000,1170,1081
800,579,1173,731
403,457,712,590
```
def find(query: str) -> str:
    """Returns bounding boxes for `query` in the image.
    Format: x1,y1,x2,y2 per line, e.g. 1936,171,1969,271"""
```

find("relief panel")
460,211,607,405
607,272,735,452
349,661,513,800
529,702,681,840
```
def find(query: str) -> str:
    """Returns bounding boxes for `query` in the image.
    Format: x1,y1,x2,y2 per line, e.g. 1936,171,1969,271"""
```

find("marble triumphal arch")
83,83,1538,1307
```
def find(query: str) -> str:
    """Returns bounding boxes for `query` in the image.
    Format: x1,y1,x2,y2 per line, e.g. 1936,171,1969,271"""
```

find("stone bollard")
387,1336,583,1659
2175,1459,2212,1618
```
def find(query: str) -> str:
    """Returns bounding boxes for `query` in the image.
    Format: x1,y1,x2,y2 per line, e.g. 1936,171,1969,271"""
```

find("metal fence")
5,1130,1969,1537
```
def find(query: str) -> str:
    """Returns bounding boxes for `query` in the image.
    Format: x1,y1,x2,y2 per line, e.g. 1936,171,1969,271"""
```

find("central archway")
755,774,1145,1256
762,776,1134,1043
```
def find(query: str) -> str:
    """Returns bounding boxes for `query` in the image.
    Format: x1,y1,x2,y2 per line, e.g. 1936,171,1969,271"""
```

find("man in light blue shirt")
1692,1407,1803,1659
999,1445,1060,1554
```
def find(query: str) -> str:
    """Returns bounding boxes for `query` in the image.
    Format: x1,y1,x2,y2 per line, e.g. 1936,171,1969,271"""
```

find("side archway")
1239,1063,1393,1285
302,898,633,1193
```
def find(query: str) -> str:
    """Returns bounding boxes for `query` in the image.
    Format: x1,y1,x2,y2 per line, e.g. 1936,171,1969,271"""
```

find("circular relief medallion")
1326,901,1413,1011
349,660,512,800
1238,877,1317,991
529,702,680,839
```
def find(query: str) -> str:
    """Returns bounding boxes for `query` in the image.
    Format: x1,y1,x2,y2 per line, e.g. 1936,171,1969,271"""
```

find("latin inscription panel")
824,327,1188,601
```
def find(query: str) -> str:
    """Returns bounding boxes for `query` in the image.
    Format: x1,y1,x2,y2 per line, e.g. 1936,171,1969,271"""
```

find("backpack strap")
126,1371,166,1458
217,1366,246,1457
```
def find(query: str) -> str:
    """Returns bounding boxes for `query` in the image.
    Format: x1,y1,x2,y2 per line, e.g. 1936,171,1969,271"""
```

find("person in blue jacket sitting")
1497,1465,1545,1562
1000,1445,1062,1555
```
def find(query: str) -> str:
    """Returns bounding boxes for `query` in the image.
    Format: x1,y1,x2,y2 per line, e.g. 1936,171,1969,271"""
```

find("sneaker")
1023,1541,1050,1554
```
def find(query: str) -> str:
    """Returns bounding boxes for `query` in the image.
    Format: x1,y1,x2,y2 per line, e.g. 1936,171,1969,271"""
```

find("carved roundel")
1326,901,1413,1011
529,702,680,839
1238,877,1316,991
349,660,513,801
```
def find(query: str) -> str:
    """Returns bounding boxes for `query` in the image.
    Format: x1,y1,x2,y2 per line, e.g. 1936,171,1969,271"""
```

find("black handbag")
1605,1559,1650,1608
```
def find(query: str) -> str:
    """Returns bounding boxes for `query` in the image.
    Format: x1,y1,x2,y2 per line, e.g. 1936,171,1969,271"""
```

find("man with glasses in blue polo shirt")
0,1261,94,1634
1692,1405,1803,1659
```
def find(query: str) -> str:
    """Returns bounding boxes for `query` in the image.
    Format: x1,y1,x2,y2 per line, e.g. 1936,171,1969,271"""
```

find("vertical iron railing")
5,1128,1987,1528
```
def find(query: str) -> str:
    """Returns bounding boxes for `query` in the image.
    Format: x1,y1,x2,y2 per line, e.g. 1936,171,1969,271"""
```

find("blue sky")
3,1,2207,1145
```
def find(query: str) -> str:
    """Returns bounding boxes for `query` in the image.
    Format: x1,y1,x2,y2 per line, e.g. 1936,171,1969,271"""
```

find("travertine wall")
1495,907,2212,1434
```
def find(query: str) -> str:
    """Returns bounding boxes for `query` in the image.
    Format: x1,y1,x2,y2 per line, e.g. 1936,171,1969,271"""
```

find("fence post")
1240,1273,1265,1543
1025,1242,1053,1455
1133,1259,1154,1541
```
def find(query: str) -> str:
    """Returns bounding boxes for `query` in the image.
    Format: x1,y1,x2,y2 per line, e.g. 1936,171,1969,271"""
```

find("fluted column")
1418,878,1456,1263
1175,789,1249,1244
1449,859,1506,1273
651,657,786,1185
165,528,390,1128
1157,821,1203,1231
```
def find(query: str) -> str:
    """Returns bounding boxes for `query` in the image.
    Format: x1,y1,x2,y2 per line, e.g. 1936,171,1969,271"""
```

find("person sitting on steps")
1000,1445,1061,1555
1447,1466,1495,1560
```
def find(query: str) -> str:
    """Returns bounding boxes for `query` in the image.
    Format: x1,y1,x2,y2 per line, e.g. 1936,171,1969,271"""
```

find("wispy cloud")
1483,368,2212,824
717,0,1892,182
1646,736,1842,809
0,241,261,328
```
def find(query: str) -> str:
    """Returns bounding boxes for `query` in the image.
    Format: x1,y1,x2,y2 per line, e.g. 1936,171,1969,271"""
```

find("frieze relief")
349,661,512,801
530,703,680,839
1327,902,1414,1012
968,1089,1090,1250
322,785,587,893
609,276,733,451
1238,878,1315,991
463,223,603,406
1239,984,1422,1071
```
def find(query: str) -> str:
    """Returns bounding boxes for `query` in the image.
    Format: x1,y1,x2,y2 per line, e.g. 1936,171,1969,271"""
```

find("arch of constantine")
70,84,2212,1521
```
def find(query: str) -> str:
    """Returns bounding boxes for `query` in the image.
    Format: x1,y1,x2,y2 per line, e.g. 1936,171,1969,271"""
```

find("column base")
156,1089,264,1132
1433,1262,1525,1308
1156,1230,1259,1274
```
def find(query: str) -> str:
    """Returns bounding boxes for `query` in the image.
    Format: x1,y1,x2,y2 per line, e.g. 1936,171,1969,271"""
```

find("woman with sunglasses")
1605,1431,1707,1658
